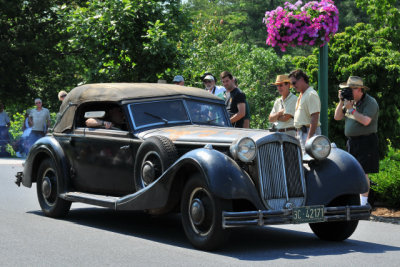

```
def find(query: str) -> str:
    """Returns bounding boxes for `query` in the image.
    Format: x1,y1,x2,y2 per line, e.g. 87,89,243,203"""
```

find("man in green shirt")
334,76,379,206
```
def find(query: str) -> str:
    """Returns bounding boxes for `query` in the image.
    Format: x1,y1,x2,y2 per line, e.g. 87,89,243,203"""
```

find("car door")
62,104,137,196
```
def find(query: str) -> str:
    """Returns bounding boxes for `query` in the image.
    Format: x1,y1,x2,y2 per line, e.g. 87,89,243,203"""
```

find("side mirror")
84,111,106,119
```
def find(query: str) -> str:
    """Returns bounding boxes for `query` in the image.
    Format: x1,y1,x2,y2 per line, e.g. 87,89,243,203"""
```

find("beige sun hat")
272,74,291,85
339,76,369,90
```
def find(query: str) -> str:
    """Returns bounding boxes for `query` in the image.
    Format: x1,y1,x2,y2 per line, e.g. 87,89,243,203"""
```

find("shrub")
370,140,400,208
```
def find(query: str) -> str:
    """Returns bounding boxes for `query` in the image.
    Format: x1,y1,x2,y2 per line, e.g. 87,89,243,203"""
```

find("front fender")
176,147,264,208
22,136,70,193
305,147,368,205
116,147,264,211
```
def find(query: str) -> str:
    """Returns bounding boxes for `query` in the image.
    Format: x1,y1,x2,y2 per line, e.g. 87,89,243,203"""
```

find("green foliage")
292,23,400,156
355,0,400,50
62,0,188,83
185,0,288,47
370,140,400,208
0,0,84,112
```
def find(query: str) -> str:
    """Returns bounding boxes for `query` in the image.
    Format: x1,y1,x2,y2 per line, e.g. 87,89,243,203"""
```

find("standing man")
201,72,226,100
221,71,246,128
0,103,11,156
334,76,379,206
288,69,321,153
28,98,51,147
233,77,251,128
172,75,185,86
268,75,297,137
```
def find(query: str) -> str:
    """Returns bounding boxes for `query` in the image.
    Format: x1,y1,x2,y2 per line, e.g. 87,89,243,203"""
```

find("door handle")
120,145,130,150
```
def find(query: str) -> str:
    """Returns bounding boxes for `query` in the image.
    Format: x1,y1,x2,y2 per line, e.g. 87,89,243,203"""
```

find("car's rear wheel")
36,158,71,218
181,173,230,250
309,194,360,241
134,136,178,190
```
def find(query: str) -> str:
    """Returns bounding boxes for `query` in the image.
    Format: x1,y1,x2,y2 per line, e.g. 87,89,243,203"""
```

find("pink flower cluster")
263,0,339,52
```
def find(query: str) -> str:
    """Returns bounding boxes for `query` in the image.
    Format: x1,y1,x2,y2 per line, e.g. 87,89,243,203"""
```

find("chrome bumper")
222,204,371,228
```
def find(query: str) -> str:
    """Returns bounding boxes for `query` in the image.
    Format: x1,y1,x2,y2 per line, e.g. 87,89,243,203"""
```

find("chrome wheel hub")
190,198,205,225
42,177,52,199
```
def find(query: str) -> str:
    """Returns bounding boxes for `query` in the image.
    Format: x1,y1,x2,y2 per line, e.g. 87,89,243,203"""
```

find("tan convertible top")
54,83,221,133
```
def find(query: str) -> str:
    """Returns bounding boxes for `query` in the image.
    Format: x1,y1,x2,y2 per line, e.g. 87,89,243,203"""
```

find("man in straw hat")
289,69,321,153
334,76,379,206
268,74,298,137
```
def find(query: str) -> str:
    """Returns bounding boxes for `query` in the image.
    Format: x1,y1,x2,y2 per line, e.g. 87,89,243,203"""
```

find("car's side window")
75,103,129,131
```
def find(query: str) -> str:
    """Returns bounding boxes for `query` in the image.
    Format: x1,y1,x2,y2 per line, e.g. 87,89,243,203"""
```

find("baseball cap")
173,75,184,83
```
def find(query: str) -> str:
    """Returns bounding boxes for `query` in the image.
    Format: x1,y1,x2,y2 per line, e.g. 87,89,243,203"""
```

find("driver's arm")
85,118,112,128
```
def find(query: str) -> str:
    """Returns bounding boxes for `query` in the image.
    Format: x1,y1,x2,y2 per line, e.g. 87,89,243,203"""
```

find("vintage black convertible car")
15,83,370,250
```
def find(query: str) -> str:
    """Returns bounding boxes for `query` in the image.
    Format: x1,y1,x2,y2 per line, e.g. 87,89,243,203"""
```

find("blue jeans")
28,130,45,149
0,126,10,156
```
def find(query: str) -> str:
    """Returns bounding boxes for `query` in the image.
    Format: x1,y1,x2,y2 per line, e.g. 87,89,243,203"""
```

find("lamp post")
318,44,328,136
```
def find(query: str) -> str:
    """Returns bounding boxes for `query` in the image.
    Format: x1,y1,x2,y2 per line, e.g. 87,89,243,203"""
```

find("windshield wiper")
206,116,220,124
144,112,169,124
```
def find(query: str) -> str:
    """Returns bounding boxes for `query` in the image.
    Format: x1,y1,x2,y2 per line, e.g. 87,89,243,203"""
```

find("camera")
340,87,353,101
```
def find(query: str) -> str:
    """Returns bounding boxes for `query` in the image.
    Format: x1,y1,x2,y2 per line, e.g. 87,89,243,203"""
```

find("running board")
60,192,119,209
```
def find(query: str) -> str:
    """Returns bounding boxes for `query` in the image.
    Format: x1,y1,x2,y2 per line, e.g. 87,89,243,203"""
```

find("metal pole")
318,44,328,136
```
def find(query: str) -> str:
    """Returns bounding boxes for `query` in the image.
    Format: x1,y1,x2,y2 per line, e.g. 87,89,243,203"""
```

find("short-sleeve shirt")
30,108,50,132
210,86,226,100
0,111,10,126
225,88,246,128
294,86,321,128
269,92,297,129
345,93,379,137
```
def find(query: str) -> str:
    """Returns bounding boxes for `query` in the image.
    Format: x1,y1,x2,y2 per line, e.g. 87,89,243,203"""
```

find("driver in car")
85,107,125,130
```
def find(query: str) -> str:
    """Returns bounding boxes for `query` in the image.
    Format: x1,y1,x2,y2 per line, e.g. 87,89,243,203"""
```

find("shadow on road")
28,207,400,261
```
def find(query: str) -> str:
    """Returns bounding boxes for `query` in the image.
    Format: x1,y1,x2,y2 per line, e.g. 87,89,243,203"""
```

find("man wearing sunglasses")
28,98,51,148
289,69,321,153
201,72,226,100
268,74,297,137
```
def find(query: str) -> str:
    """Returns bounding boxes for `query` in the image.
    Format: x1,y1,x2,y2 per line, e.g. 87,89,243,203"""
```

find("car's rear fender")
305,147,368,206
22,136,70,193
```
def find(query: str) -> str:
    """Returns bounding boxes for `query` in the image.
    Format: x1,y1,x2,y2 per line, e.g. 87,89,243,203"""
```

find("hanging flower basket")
263,0,339,52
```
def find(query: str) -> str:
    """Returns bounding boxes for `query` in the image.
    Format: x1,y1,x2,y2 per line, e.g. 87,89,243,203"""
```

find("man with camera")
334,76,379,206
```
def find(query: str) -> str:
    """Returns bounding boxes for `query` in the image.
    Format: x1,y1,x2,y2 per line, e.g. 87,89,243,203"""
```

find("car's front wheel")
36,158,71,218
309,194,360,241
181,174,230,250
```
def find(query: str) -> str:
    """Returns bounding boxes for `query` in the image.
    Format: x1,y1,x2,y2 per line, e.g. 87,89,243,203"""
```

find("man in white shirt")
28,98,51,147
201,72,226,100
269,75,297,137
289,69,321,153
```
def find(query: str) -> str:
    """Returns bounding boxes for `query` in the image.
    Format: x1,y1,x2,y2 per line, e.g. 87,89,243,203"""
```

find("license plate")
293,205,325,223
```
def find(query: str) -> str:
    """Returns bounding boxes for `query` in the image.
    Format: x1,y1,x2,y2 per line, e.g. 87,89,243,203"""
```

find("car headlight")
305,135,331,160
230,137,256,163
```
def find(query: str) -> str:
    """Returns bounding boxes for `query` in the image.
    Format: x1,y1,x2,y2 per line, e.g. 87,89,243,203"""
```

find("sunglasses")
61,94,67,98
35,102,42,104
291,80,298,86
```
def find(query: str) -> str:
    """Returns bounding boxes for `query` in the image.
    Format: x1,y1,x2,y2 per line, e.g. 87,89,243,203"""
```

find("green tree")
356,0,400,50
0,0,84,112
62,0,188,83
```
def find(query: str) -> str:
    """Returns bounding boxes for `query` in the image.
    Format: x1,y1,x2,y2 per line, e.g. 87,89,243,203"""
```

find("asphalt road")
1,158,400,266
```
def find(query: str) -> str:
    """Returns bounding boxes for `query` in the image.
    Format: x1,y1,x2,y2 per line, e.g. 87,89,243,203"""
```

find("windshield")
129,99,228,130
185,100,229,126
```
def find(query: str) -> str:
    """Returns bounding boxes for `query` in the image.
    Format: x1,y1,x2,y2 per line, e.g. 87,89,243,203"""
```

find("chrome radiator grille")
257,141,305,210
